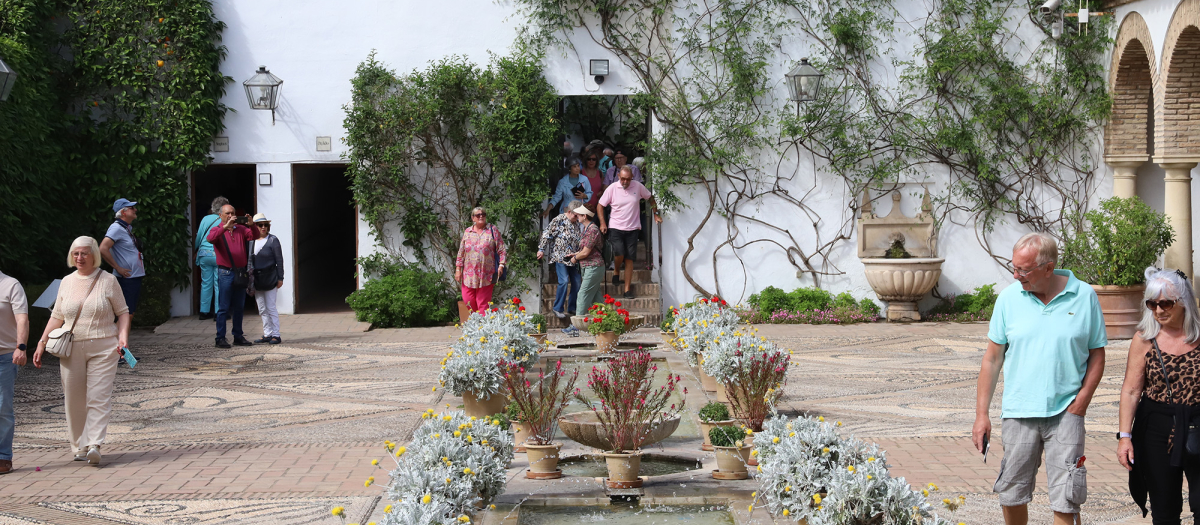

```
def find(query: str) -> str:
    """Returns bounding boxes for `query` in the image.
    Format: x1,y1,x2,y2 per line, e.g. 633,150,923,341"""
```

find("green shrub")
926,283,999,321
833,292,857,309
346,263,457,328
749,286,833,317
1061,196,1174,286
506,401,523,422
490,412,511,431
527,313,546,334
660,306,676,332
748,286,789,315
858,297,881,318
786,287,833,312
698,401,731,423
709,425,747,447
132,273,171,328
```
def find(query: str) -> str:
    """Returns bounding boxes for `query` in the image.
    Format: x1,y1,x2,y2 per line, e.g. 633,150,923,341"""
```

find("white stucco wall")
174,0,1155,316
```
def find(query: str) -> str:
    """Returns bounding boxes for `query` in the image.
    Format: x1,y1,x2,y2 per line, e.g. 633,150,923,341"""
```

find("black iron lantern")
0,58,16,102
785,58,824,104
243,65,283,124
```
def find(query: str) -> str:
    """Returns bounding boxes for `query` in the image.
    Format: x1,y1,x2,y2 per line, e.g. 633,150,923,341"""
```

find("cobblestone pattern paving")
0,318,1167,524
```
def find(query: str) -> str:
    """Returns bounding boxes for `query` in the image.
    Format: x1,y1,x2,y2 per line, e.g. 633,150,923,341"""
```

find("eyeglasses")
587,158,598,162
473,213,486,218
1146,299,1178,311
1012,261,1049,278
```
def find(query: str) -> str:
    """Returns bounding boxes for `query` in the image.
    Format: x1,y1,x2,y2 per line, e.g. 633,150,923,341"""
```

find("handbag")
489,225,507,284
45,272,101,358
218,230,250,289
1152,339,1200,455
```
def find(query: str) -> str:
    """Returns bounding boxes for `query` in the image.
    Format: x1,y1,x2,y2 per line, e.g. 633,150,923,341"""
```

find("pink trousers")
462,284,494,314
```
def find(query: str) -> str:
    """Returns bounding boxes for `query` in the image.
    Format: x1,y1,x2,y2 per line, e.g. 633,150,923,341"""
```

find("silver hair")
1138,267,1200,343
114,207,133,219
565,200,584,214
67,236,102,270
619,165,634,176
210,196,230,215
568,158,582,170
1013,232,1058,266
471,207,486,218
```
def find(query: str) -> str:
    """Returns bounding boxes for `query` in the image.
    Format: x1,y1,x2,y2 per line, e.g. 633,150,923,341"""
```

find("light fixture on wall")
785,58,824,110
0,58,16,102
590,59,609,85
243,65,283,124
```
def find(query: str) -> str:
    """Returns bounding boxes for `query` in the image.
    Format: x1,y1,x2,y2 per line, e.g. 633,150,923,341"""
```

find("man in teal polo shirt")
973,232,1107,525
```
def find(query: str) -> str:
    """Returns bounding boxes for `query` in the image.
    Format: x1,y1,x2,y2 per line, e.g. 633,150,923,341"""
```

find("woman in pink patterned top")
454,207,507,315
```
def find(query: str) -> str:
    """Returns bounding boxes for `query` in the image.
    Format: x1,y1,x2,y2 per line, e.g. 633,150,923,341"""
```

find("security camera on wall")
1039,0,1061,16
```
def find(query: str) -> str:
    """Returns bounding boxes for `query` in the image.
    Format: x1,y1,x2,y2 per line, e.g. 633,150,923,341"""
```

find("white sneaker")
554,310,568,319
86,445,101,466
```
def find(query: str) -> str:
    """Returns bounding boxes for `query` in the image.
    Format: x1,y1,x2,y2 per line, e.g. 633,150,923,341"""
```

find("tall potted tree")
501,360,578,479
1061,197,1174,339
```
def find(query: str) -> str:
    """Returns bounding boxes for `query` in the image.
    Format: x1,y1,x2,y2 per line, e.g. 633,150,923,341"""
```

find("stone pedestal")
1105,156,1146,199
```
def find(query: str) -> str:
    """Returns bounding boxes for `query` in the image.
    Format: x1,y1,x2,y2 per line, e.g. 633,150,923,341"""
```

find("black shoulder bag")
219,230,251,290
1151,338,1200,456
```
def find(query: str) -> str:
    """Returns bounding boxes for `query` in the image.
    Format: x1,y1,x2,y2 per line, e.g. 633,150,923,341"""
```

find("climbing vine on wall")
0,0,230,288
514,0,1111,297
344,50,561,295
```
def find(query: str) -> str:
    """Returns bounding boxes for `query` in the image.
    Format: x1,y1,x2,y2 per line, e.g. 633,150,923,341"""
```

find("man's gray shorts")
994,411,1088,513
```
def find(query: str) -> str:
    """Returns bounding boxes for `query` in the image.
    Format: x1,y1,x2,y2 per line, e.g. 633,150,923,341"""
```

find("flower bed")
752,415,953,524
378,410,514,524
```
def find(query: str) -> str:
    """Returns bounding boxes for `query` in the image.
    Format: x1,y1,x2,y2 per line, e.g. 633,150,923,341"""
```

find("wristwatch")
1117,432,1133,440
16,344,25,352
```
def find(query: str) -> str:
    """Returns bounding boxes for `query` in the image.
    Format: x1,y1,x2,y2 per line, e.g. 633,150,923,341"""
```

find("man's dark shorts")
116,276,143,314
609,228,640,261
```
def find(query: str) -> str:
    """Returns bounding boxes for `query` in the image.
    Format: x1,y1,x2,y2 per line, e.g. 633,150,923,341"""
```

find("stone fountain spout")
858,189,944,321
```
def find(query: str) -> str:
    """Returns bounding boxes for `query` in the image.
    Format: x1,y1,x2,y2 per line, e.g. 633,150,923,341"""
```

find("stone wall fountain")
857,189,944,321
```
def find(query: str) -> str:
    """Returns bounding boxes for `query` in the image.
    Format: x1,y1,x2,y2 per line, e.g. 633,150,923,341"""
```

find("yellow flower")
384,504,393,513
745,428,754,436
463,467,473,475
454,431,462,437
331,506,345,516
371,459,379,466
785,486,791,492
923,489,929,497
751,450,759,456
396,446,407,457
867,457,876,462
782,509,790,516
818,416,825,422
848,465,856,473
822,447,830,454
490,504,496,509
789,432,796,437
772,437,780,444
748,505,754,512
812,494,822,504
927,483,939,491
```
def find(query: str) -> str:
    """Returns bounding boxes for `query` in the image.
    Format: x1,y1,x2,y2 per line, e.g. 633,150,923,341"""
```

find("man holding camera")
205,204,260,349
544,159,592,219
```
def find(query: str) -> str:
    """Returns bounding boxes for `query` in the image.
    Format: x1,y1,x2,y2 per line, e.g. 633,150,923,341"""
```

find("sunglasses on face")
473,213,486,218
1146,299,1178,311
587,158,597,162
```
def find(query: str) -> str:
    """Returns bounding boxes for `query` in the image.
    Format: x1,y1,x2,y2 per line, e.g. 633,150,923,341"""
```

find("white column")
256,162,296,314
1158,161,1196,277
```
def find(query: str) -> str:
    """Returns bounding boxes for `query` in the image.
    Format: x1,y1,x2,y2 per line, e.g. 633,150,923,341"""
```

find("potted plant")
1062,196,1175,339
505,402,528,452
439,306,541,418
574,350,685,488
584,297,633,352
671,297,739,392
709,425,751,479
703,335,789,431
697,401,737,451
501,359,578,479
659,307,677,349
527,313,547,345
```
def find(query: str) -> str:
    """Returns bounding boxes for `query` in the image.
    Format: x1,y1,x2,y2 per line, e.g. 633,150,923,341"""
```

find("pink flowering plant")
574,350,686,452
725,348,790,431
500,359,578,446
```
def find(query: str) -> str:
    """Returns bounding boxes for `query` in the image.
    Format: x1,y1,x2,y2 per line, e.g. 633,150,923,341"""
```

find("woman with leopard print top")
1119,267,1200,523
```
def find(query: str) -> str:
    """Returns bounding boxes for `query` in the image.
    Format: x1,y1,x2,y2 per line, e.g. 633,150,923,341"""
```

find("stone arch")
1159,0,1200,156
1107,13,1156,157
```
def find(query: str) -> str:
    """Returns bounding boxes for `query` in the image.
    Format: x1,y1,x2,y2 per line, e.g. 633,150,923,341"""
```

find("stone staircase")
540,259,662,330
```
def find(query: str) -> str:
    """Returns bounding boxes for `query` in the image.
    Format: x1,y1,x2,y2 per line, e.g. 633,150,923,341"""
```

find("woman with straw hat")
250,213,284,344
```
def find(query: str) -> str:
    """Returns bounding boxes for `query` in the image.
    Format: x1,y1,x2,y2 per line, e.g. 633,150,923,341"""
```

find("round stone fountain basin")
861,257,944,321
558,411,680,450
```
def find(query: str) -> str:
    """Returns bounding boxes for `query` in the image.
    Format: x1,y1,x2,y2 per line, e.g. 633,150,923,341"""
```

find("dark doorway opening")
191,164,256,315
293,164,357,313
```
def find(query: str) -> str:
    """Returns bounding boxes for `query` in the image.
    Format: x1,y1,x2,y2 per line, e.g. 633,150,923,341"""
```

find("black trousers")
1139,407,1200,524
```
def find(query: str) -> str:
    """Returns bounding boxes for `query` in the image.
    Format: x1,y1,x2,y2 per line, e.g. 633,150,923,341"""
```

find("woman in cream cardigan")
33,236,129,466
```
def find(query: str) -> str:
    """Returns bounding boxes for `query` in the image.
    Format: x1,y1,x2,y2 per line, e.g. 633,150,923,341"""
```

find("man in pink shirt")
598,165,662,299
206,204,261,348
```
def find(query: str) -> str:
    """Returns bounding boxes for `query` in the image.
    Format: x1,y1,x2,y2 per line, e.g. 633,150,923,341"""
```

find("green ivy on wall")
0,0,229,291
344,50,561,297
513,0,1112,296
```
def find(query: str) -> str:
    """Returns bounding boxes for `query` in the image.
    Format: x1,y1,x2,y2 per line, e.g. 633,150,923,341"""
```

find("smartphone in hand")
982,433,991,463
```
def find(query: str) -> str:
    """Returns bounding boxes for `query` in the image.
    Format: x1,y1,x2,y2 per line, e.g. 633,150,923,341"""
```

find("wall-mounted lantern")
243,65,283,124
590,59,609,85
0,58,16,102
785,58,824,106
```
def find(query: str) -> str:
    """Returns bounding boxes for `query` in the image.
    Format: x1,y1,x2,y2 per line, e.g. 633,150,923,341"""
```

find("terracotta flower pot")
458,300,473,324
713,445,751,479
595,331,619,352
699,368,719,392
512,421,530,453
524,442,563,479
530,333,548,346
1093,284,1145,340
462,390,507,419
715,382,730,403
746,434,758,466
699,419,738,451
660,331,677,349
604,451,642,482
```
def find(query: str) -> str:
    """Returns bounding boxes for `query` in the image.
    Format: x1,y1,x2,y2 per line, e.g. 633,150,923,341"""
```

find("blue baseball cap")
112,198,138,212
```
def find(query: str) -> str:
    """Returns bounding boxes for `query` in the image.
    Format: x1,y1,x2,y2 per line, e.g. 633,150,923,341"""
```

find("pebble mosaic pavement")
0,314,1172,523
